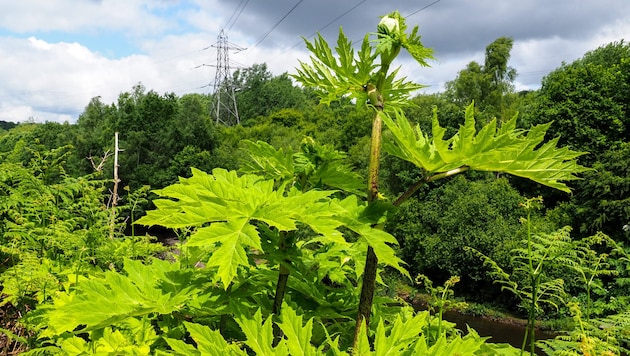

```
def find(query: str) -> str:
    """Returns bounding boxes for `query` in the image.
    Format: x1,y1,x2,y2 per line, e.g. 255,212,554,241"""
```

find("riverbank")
399,290,562,352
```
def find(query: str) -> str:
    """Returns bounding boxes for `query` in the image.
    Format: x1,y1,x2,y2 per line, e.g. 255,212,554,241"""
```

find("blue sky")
0,29,136,58
1,0,629,123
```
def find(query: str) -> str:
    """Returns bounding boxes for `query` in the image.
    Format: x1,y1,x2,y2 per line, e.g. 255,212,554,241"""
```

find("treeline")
1,39,629,314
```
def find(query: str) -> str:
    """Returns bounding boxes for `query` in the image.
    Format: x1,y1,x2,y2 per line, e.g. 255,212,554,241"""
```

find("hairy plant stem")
393,166,470,207
353,105,383,348
219,285,232,335
273,231,290,339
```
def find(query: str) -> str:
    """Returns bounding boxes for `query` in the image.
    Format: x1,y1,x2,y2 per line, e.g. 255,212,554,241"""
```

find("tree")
387,175,542,303
232,64,308,123
523,41,630,239
445,37,518,121
526,41,630,162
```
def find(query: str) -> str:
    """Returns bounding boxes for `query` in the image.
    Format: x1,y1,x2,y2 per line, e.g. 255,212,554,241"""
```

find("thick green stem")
273,231,290,316
366,112,383,202
272,231,291,340
393,166,470,207
352,108,383,349
273,264,290,316
219,283,233,336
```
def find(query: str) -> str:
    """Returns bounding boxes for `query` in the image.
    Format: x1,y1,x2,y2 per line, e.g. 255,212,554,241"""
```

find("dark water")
442,310,556,354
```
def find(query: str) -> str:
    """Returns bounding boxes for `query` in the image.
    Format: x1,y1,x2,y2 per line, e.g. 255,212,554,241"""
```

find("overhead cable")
292,0,366,48
252,0,305,48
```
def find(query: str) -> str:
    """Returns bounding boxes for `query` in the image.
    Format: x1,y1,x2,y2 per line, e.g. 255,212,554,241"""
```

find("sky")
1,0,629,123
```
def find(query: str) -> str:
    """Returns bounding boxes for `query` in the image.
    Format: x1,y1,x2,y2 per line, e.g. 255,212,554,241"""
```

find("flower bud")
377,15,399,36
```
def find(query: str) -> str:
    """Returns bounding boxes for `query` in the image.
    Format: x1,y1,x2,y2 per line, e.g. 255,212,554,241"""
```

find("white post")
109,132,121,238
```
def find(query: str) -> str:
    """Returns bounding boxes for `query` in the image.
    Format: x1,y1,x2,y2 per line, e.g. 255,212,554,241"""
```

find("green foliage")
231,64,309,123
470,197,620,355
73,86,219,190
444,37,518,121
0,143,165,353
137,167,406,288
166,304,515,355
239,138,365,196
520,41,630,241
0,144,160,308
293,13,432,112
32,323,156,355
31,258,198,337
528,41,630,160
382,103,589,193
414,275,468,343
571,141,630,238
537,302,629,356
387,175,528,299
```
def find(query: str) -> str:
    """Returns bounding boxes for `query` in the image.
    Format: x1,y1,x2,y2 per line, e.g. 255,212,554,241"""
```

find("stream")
441,309,557,354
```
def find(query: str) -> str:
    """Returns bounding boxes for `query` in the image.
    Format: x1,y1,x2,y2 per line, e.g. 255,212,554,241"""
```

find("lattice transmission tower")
210,30,244,125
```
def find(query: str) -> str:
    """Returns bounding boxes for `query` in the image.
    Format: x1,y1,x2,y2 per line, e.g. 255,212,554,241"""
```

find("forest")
1,12,629,355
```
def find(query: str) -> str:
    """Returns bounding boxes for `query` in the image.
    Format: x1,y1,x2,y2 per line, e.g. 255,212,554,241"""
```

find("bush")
387,175,529,302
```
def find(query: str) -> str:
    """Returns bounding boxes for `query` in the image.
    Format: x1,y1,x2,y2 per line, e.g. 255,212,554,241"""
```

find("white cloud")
0,36,157,122
0,0,171,36
1,1,629,123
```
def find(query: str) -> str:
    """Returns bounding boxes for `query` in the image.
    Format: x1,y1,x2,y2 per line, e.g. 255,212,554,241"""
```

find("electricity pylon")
210,30,244,126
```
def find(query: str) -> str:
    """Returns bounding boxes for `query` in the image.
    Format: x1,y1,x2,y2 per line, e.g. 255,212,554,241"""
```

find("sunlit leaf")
382,103,589,193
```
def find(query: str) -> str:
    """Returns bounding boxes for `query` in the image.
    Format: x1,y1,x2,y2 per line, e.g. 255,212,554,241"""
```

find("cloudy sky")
1,0,629,123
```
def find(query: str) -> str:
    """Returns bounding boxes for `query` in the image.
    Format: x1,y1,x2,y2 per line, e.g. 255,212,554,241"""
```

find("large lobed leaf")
138,168,342,288
138,167,406,288
36,258,198,337
382,103,590,193
293,28,424,111
239,139,365,196
293,29,375,106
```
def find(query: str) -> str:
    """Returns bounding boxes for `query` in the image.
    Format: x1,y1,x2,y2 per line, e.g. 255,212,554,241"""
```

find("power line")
292,0,366,48
223,0,247,32
226,0,250,33
252,0,305,48
405,0,441,18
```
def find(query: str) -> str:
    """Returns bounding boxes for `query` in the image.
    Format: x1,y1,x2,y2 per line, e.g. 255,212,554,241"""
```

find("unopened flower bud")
378,15,399,36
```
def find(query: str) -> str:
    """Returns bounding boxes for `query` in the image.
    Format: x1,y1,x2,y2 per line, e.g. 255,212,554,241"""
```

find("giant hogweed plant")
24,12,588,355
24,138,409,353
293,10,588,348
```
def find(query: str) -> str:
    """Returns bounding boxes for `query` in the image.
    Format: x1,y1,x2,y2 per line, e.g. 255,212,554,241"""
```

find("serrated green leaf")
382,103,589,193
278,305,317,356
239,140,295,181
190,219,259,289
38,258,197,336
139,168,353,287
164,338,201,356
183,322,247,356
293,29,376,106
332,196,408,278
59,336,89,355
373,311,428,356
354,320,373,356
236,309,276,356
